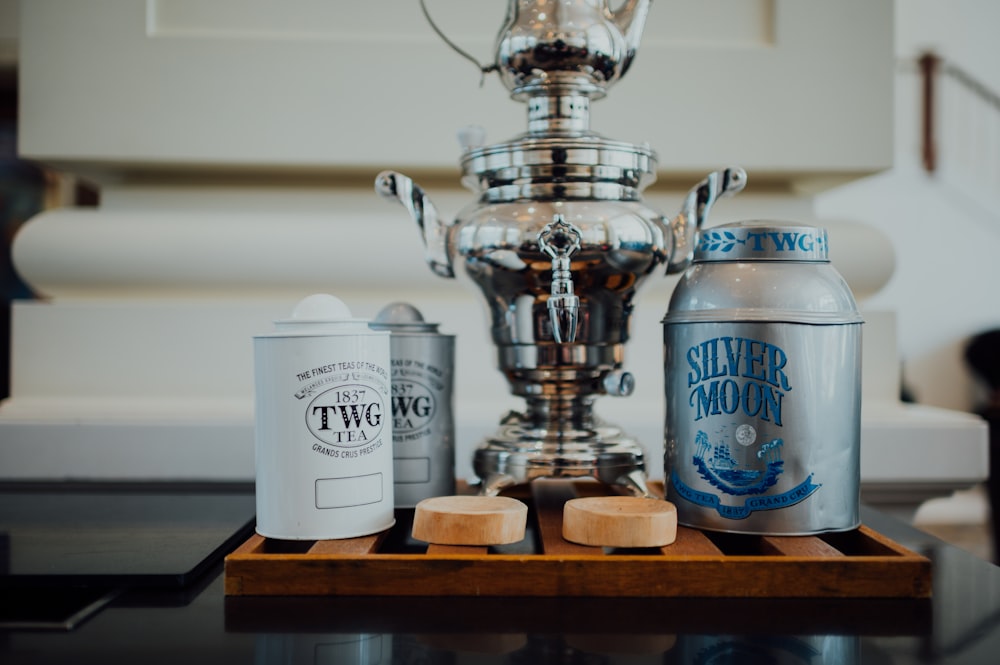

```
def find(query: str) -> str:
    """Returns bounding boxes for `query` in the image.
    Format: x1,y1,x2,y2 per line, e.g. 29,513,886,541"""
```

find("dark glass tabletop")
3,488,1000,665
0,482,255,631
0,482,255,585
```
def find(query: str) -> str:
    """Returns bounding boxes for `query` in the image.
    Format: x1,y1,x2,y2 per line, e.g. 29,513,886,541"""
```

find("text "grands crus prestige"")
686,336,793,425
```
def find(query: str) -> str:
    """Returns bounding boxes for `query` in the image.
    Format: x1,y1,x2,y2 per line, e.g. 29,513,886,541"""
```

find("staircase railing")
916,52,1000,215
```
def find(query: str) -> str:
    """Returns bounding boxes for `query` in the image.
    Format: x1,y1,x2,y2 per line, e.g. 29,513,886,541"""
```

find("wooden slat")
662,526,724,556
761,535,844,557
531,480,603,555
309,532,386,555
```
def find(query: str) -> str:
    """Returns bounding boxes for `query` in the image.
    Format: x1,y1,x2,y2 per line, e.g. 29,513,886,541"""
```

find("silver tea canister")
662,221,863,535
371,303,455,508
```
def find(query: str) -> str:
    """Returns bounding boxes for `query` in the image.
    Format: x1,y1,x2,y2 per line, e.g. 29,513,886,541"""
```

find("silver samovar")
376,0,745,497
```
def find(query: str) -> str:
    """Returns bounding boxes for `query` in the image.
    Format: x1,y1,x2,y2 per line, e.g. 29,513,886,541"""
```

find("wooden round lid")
562,496,678,548
412,495,528,546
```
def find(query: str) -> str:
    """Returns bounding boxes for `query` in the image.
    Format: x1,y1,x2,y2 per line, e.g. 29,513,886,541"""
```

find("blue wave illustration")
694,456,784,496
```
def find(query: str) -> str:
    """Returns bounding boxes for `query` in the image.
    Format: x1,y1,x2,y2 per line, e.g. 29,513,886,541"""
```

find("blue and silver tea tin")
662,221,863,534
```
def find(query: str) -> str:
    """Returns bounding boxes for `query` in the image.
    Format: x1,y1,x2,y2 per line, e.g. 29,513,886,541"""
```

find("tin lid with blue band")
695,221,829,263
664,221,863,326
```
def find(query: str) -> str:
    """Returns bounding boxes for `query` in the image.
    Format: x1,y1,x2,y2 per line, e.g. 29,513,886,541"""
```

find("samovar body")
376,0,745,495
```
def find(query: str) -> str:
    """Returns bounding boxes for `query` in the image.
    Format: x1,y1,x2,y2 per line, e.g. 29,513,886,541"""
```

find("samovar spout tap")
538,215,583,344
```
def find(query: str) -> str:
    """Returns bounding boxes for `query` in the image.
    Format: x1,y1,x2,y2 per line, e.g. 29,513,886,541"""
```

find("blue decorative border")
671,470,820,520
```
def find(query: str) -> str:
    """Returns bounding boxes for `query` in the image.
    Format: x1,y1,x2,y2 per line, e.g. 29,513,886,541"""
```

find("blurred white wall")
818,0,1000,412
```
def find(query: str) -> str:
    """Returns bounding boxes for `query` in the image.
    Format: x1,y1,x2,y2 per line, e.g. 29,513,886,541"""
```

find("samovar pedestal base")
471,414,657,499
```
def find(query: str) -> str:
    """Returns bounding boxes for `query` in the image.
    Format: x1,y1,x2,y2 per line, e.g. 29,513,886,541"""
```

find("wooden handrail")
918,52,939,173
918,51,1000,175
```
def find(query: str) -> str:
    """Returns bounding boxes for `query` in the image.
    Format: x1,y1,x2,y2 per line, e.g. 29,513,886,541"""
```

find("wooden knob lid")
412,495,528,546
562,496,678,548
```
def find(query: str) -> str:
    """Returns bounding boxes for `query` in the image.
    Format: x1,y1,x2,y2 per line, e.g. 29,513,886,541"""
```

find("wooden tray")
225,480,931,598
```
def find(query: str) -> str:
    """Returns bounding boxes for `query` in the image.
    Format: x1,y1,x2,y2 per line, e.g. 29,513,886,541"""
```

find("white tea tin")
254,294,395,540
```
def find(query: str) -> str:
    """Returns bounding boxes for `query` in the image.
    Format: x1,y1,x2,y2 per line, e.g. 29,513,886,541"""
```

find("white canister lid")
262,294,377,337
370,302,441,334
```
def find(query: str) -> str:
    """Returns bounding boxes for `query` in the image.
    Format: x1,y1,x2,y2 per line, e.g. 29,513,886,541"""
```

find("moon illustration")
735,423,756,446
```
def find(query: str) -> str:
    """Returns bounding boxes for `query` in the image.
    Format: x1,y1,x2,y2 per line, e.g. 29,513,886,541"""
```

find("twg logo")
306,384,384,447
391,380,436,432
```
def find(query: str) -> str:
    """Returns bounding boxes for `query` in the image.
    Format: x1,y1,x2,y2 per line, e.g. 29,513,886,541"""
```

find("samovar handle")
538,215,582,344
666,167,747,274
375,171,455,278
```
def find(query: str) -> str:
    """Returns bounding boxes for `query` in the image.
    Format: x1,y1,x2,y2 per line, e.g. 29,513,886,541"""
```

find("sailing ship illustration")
692,430,784,496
